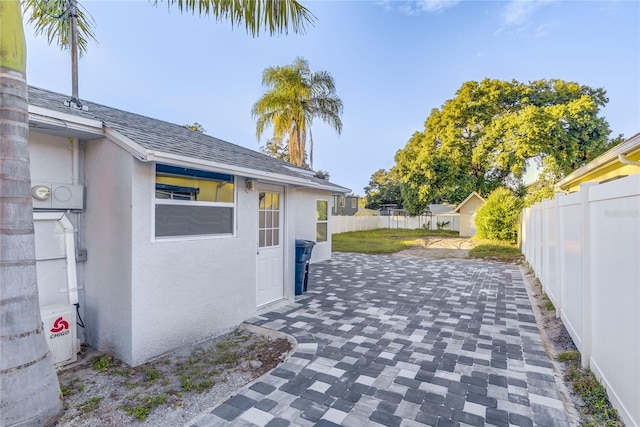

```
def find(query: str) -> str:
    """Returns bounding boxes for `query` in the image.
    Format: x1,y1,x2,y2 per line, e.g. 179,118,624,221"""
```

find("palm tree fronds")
22,0,97,55
253,56,343,168
163,0,316,36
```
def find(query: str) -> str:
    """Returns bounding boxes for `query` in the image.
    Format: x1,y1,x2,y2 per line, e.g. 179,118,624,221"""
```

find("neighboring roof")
428,204,456,215
453,192,485,213
27,86,350,194
556,132,640,190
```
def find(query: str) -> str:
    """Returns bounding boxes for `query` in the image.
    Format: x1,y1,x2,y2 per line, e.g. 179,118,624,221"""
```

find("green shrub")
475,187,523,242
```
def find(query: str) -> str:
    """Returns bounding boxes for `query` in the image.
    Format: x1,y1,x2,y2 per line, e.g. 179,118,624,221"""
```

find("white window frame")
153,164,237,241
316,199,329,243
258,190,282,249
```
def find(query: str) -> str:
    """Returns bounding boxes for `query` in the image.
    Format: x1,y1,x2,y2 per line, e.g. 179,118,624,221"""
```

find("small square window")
316,200,329,242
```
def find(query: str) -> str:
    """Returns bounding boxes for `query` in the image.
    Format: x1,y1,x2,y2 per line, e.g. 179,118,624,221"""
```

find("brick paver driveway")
189,253,570,427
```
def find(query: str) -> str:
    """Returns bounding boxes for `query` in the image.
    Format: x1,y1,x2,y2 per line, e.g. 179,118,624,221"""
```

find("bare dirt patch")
56,325,292,427
393,236,477,259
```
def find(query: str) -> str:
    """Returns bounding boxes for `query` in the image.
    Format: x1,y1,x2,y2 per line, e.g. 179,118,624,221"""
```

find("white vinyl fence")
331,213,459,234
520,174,640,427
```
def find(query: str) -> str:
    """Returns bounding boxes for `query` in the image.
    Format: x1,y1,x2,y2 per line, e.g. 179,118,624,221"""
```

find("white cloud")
378,0,461,16
376,0,394,12
501,0,555,27
417,0,462,13
535,21,558,38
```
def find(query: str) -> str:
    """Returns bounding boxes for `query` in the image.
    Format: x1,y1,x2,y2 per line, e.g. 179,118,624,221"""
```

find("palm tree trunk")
70,0,80,104
289,126,303,166
309,128,314,170
1,2,64,425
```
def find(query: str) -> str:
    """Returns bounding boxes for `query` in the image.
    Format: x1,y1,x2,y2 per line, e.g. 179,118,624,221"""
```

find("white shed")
453,192,485,237
28,87,349,366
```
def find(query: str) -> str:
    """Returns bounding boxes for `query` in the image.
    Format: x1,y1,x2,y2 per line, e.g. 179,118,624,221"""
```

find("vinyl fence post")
541,198,552,293
554,194,564,319
535,203,543,279
580,182,598,368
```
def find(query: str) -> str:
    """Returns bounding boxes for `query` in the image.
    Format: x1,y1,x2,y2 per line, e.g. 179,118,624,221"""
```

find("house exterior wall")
29,132,74,183
331,195,358,216
127,162,261,366
29,132,86,343
84,138,134,363
293,189,332,263
564,150,640,192
458,197,484,237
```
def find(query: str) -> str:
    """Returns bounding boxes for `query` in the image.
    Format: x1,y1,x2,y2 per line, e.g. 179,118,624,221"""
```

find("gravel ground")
394,236,476,259
56,325,293,427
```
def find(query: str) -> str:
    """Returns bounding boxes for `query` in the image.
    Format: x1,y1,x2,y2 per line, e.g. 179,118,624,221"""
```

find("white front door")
256,186,284,307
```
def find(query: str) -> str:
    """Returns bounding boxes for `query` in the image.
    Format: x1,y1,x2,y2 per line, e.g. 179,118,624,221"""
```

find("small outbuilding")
453,192,485,237
28,87,349,366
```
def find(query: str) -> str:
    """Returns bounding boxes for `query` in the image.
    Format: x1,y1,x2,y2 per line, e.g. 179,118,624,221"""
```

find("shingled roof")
28,86,350,193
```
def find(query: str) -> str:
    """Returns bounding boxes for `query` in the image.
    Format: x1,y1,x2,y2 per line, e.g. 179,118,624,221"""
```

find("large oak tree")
395,78,619,215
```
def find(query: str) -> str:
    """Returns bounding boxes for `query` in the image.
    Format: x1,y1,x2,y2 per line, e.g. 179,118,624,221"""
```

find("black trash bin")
295,240,316,295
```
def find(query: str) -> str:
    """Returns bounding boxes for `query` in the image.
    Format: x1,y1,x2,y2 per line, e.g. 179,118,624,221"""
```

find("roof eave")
29,105,104,139
556,132,640,189
103,127,350,193
147,150,351,192
453,191,485,213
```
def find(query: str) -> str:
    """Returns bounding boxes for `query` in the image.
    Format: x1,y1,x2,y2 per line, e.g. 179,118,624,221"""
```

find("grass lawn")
332,229,458,254
468,240,523,261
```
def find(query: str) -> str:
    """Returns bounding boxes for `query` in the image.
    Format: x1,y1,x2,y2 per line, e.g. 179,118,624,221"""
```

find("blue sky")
25,0,640,195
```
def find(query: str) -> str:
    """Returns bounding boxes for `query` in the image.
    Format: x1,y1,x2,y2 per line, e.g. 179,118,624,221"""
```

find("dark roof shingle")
28,86,349,192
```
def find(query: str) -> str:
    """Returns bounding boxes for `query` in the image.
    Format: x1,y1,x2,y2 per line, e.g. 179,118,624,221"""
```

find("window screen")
155,164,235,238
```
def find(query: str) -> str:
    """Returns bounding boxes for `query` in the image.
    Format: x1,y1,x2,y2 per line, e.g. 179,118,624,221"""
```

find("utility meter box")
31,183,84,210
41,304,79,367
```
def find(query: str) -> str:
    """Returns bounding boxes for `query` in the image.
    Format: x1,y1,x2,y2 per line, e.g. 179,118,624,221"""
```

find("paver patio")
187,253,570,427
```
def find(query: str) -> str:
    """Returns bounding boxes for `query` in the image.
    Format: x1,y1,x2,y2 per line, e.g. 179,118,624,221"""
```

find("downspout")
618,153,640,167
59,214,79,305
33,212,79,305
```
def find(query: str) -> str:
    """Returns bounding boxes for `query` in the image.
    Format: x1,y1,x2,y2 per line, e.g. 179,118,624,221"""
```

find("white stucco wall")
29,132,86,342
29,132,74,184
458,197,484,237
292,188,333,263
128,162,260,365
84,139,134,363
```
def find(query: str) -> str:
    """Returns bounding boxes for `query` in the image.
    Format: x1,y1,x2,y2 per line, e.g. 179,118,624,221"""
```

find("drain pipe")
59,214,80,306
618,153,640,167
33,212,79,305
